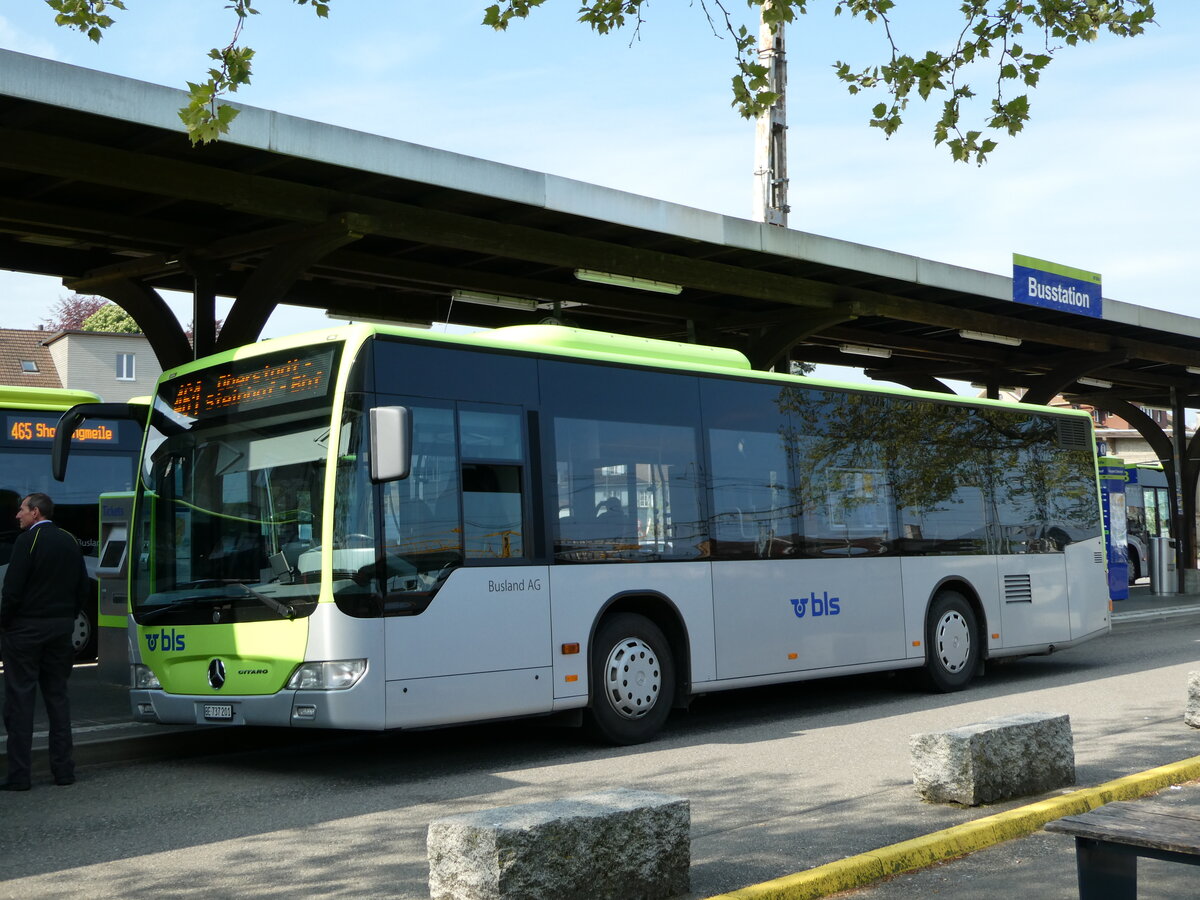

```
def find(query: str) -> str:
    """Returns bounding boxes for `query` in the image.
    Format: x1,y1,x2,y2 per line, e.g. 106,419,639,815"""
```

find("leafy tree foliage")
486,0,1156,163
49,1,1154,162
184,318,225,343
39,294,106,332
82,303,142,333
46,0,329,144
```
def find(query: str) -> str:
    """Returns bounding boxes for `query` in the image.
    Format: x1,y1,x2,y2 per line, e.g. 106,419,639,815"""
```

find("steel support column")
1171,387,1195,590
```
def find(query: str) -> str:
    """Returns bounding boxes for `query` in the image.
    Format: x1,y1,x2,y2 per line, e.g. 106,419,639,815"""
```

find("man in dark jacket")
1,492,89,790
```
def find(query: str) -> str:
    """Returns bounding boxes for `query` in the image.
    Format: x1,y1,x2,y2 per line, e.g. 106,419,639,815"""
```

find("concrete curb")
704,754,1200,900
1112,604,1200,623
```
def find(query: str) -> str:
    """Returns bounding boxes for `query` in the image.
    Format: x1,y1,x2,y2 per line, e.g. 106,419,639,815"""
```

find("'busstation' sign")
1013,253,1102,318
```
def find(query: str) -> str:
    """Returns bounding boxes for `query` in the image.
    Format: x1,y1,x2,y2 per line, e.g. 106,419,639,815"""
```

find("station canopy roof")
2,49,1200,411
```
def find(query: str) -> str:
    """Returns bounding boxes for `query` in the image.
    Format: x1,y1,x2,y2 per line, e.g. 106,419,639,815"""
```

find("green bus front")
130,329,393,728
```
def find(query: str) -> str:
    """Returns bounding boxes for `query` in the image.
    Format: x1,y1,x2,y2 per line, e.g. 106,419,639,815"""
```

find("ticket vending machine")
96,492,134,684
1098,456,1129,603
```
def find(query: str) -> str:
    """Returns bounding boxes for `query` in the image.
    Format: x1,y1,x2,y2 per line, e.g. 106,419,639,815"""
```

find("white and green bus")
55,324,1110,743
0,385,141,659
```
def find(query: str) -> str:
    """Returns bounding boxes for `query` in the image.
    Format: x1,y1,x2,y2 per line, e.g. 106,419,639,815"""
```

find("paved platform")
1,583,1199,899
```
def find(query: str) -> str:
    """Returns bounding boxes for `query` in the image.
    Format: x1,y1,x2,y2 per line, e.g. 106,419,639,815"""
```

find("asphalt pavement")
3,583,1200,899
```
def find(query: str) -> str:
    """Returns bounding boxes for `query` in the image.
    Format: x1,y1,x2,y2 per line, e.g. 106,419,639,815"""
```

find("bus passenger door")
378,402,552,728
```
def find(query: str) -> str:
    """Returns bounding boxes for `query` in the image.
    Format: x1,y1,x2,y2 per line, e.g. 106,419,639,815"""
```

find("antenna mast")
752,6,789,227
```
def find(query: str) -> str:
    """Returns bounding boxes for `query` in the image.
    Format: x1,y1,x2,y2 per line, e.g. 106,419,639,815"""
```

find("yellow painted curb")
705,754,1200,900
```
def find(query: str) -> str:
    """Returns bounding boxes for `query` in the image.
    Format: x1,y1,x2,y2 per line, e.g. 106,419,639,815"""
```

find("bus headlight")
132,664,162,690
286,659,367,690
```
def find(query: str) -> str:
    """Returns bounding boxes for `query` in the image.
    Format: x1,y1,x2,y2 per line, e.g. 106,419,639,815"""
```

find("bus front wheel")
586,613,674,745
924,591,979,693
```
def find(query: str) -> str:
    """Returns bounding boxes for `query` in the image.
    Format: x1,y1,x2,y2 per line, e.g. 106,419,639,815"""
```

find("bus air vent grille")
1055,417,1092,450
1003,574,1033,603
1095,551,1104,565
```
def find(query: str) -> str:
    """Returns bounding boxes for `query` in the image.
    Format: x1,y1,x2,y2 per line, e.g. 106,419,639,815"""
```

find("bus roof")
160,323,1097,424
0,384,101,411
476,325,752,371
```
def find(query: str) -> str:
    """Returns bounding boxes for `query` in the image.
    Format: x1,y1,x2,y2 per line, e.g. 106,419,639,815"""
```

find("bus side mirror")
53,402,145,481
370,406,411,482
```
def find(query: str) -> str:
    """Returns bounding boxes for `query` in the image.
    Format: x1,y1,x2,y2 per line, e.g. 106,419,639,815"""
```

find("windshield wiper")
238,583,296,621
139,582,296,623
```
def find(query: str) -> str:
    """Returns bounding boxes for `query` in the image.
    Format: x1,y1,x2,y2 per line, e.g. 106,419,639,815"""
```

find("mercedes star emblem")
208,658,227,690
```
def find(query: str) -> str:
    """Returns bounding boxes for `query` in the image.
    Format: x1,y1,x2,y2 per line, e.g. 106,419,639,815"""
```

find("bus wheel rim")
603,637,661,720
72,612,91,651
936,611,971,673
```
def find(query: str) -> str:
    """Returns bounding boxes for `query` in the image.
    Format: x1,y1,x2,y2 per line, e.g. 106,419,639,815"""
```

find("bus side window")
459,407,525,561
708,428,796,559
462,463,523,558
552,416,703,561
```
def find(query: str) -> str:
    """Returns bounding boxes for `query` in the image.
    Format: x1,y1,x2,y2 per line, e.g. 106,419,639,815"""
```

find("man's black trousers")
2,616,75,786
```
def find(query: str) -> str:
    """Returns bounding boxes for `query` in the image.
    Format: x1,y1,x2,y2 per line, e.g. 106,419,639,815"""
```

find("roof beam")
0,127,840,311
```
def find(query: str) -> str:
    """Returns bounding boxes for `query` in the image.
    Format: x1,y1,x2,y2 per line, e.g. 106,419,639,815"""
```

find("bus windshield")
130,396,357,624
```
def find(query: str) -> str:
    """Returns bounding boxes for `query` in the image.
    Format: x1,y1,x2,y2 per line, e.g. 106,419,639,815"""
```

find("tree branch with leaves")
48,0,1154,162
46,0,330,144
484,0,1156,163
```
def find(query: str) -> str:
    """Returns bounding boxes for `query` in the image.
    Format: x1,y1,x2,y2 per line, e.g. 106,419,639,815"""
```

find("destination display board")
4,414,122,445
163,347,338,420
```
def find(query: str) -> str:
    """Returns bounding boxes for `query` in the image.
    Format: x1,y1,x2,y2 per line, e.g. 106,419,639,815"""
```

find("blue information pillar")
1099,456,1129,602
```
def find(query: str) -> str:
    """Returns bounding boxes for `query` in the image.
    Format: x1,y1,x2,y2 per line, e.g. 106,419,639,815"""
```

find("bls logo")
789,592,841,619
145,628,186,652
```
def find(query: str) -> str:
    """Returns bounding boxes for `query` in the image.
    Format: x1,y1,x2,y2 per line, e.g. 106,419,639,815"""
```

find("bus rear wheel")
924,590,978,693
586,613,674,745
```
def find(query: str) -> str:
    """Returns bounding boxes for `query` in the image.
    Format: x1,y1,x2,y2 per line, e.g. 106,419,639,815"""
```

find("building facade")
0,328,163,401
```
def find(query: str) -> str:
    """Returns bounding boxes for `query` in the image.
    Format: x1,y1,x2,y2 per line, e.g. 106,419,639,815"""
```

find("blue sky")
0,1,1196,383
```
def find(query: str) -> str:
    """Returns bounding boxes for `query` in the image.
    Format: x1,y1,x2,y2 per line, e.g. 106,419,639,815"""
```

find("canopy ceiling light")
1076,377,1113,389
448,290,583,313
958,330,1022,347
450,290,539,311
838,343,892,359
573,269,683,295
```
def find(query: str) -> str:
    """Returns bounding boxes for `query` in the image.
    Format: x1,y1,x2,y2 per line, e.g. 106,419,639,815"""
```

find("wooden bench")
1045,799,1200,898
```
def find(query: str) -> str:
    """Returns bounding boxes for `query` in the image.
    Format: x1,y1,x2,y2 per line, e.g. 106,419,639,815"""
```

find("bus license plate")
203,704,233,721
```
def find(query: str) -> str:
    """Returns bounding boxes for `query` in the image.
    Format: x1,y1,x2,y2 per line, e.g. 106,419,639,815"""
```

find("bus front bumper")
130,686,382,730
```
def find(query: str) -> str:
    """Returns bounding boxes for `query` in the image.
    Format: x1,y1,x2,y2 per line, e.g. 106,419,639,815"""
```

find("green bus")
55,324,1110,742
0,385,141,658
